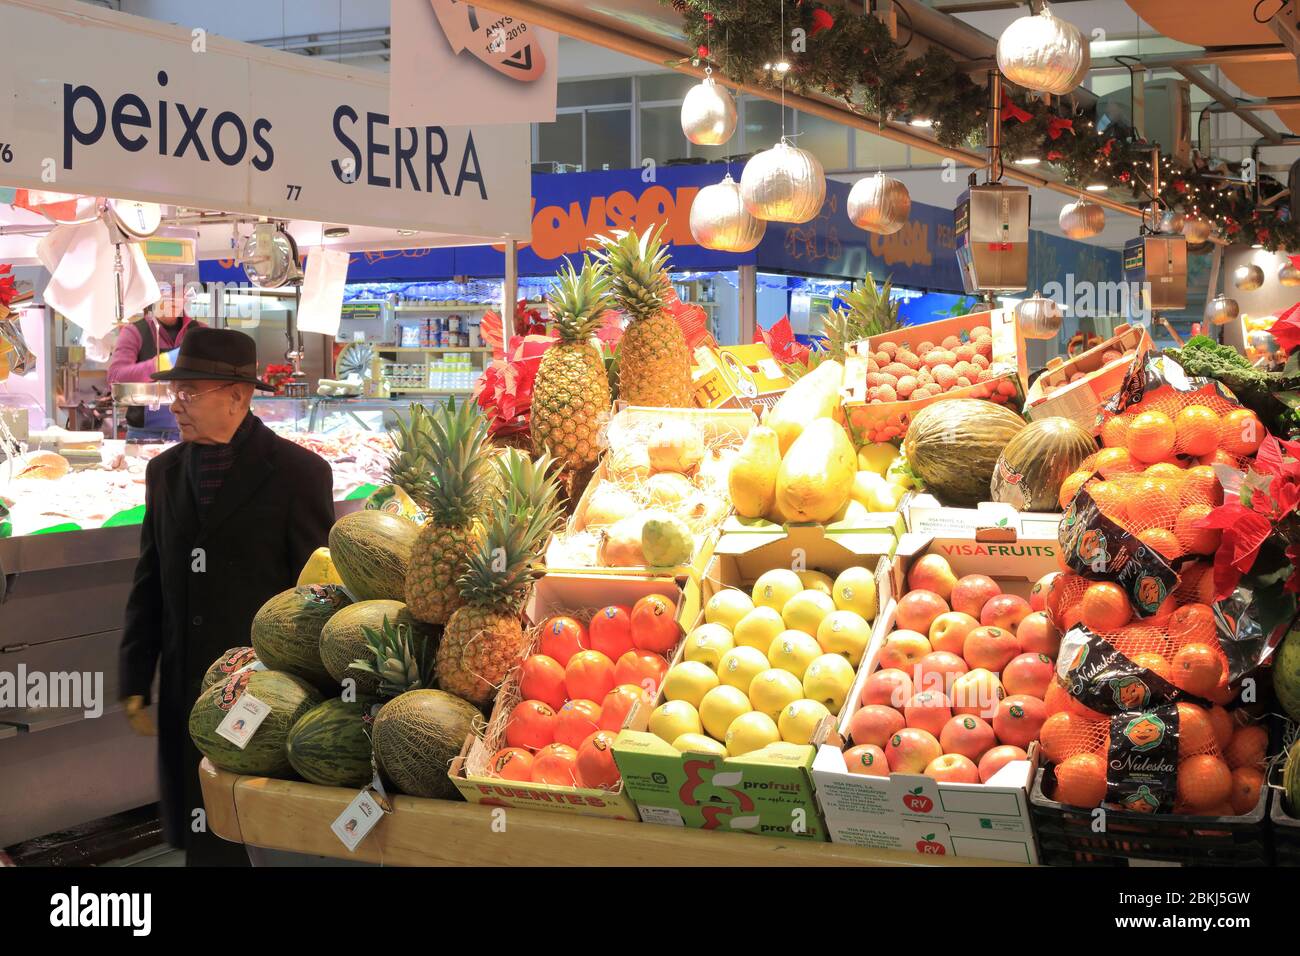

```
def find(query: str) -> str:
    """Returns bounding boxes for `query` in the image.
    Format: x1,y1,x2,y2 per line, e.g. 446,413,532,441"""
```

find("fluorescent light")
1014,156,1041,166
909,117,933,128
1085,183,1108,192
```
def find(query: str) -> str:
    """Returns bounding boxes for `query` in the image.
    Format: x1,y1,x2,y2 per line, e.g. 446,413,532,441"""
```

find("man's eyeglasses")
173,383,234,404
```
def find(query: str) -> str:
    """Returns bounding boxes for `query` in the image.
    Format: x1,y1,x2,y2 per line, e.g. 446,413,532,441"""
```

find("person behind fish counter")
108,287,204,442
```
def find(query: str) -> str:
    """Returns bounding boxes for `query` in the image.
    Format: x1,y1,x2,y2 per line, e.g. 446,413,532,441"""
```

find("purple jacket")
107,314,203,385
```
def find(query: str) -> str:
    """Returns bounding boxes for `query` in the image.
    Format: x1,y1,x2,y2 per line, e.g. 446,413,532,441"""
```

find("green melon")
902,398,1027,507
372,689,480,799
991,416,1098,512
319,600,438,696
285,698,374,789
329,510,420,602
188,669,323,777
251,585,352,690
1275,628,1300,722
1285,738,1300,817
201,647,260,690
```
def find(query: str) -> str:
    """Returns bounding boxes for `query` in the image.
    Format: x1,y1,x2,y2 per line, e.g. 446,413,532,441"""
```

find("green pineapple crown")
457,450,565,611
384,401,438,497
547,257,613,344
784,273,904,381
349,615,425,699
593,223,672,323
398,397,491,523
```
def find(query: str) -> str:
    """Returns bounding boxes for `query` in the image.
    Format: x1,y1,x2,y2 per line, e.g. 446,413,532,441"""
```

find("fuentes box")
1024,323,1152,433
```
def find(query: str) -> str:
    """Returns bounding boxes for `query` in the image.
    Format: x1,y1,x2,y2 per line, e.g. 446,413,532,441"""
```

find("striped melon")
319,600,439,696
329,510,420,602
201,647,260,690
285,698,374,789
902,399,1026,507
251,585,352,691
991,417,1097,512
1276,628,1300,722
188,669,323,777
372,689,480,799
1285,738,1300,817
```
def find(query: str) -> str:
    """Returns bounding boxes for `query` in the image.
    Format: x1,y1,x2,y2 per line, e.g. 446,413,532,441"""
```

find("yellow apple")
672,732,728,757
796,570,836,597
863,479,906,513
778,698,832,745
649,700,702,744
717,646,770,694
832,566,878,620
683,623,735,672
751,568,802,612
661,660,720,710
830,498,871,525
849,470,891,506
766,629,823,680
885,456,917,489
704,589,753,631
857,442,899,476
815,609,872,665
747,668,804,721
781,589,836,636
732,606,786,651
802,653,857,712
724,711,780,756
699,684,752,740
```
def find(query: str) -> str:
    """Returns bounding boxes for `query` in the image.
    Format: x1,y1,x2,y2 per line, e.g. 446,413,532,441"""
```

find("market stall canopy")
1126,0,1300,135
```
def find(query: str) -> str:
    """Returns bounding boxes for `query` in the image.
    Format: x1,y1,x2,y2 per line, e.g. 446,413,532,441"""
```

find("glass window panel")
537,112,583,168
909,147,948,165
557,78,631,108
743,98,793,153
689,139,732,162
641,104,691,165
586,108,631,170
638,72,696,103
853,130,907,168
796,111,849,169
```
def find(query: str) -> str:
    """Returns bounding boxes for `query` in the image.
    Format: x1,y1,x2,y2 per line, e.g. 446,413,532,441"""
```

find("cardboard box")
811,527,1062,863
449,571,703,820
842,309,1028,444
612,525,896,842
692,342,791,415
1024,323,1152,433
720,510,905,545
904,494,1061,544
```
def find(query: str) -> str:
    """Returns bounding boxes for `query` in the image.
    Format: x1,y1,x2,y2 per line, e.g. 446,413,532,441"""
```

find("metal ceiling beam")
1172,65,1284,145
1091,45,1294,70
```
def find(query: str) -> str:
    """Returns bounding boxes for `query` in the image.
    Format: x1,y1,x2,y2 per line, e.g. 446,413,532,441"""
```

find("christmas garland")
670,0,1300,251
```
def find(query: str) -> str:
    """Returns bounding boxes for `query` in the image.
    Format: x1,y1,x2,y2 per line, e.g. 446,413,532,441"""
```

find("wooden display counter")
199,761,1029,867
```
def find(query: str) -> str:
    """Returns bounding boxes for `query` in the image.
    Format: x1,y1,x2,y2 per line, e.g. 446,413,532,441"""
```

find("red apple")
1002,652,1055,698
951,668,1005,719
895,590,950,635
1016,611,1060,657
939,714,997,762
844,744,890,776
861,667,914,709
951,574,1001,619
914,651,969,696
928,611,979,656
980,593,1033,631
885,727,943,774
993,694,1047,749
904,690,952,739
907,554,957,601
978,744,1028,783
963,625,1020,673
877,630,932,671
1029,572,1062,612
848,704,906,748
925,753,980,784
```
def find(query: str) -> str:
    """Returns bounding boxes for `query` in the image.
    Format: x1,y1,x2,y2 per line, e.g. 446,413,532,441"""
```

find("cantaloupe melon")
372,689,481,798
189,670,323,777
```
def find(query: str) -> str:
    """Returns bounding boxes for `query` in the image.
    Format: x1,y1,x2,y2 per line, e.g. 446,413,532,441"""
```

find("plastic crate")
1271,788,1300,867
1029,769,1271,866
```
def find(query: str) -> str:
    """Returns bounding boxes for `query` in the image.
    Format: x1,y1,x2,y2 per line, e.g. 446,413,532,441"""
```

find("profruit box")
811,530,1060,864
842,309,1028,443
1023,323,1152,433
449,571,701,820
612,526,893,841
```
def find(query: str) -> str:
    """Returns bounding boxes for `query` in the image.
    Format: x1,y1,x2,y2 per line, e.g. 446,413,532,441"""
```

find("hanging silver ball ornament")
1279,261,1300,286
689,174,766,252
1143,205,1185,235
1208,294,1240,326
1182,215,1211,244
1234,264,1264,292
1059,199,1105,239
848,173,911,235
740,140,826,223
996,2,1090,95
680,76,737,146
1015,290,1063,339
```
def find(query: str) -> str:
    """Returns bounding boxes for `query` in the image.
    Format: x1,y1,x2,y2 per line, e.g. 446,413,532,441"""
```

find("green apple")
732,606,785,651
751,568,802,612
672,732,728,757
816,609,872,666
698,684,752,740
766,629,823,681
704,589,753,631
802,653,857,712
832,566,878,620
747,668,805,722
661,660,720,710
724,711,780,756
778,698,832,745
683,623,735,672
782,589,836,637
648,700,702,744
717,645,770,694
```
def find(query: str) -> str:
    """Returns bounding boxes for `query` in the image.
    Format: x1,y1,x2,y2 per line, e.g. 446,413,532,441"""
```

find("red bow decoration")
1047,150,1064,161
810,8,835,36
474,334,555,438
664,287,717,351
754,316,811,367
1046,117,1074,140
1000,91,1032,125
1101,139,1115,157
0,265,16,308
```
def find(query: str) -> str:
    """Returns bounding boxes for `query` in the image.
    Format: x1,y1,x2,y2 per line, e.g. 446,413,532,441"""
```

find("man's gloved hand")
124,695,157,736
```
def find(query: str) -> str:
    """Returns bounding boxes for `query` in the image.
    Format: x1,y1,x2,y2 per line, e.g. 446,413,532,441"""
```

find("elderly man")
119,328,335,865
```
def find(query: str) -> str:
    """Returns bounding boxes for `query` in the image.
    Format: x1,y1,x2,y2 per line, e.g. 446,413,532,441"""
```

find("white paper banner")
37,222,159,338
296,249,350,337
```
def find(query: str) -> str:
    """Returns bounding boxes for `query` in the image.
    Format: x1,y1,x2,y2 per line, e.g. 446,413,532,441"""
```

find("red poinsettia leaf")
663,288,714,351
1277,480,1300,517
1192,502,1255,530
480,310,506,358
595,310,624,347
1273,302,1300,352
1254,435,1285,476
1211,548,1244,601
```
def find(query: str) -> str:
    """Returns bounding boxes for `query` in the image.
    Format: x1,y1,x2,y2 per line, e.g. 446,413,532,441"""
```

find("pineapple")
786,273,904,380
404,397,492,625
436,450,565,706
349,615,426,699
384,402,438,500
594,224,693,408
531,259,614,470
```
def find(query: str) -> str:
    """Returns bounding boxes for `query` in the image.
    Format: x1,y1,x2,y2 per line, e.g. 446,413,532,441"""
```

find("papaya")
775,419,856,522
764,360,844,455
728,425,781,518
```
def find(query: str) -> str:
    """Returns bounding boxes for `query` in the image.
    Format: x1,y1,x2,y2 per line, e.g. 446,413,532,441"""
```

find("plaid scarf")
190,413,255,517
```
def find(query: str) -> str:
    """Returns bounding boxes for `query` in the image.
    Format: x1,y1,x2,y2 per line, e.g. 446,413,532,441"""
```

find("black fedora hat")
151,327,275,391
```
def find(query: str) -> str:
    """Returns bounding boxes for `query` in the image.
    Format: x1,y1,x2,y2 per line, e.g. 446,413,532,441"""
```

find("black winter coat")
119,414,334,856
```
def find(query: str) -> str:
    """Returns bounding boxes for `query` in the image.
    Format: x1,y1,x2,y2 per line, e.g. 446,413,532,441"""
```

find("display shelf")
387,388,476,396
198,762,1021,867
380,347,494,354
393,304,493,312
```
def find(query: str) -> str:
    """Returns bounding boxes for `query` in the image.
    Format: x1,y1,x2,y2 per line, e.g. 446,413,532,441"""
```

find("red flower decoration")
697,44,710,58
810,9,835,36
754,316,811,368
1000,91,1032,124
1118,171,1131,183
1174,179,1188,193
1272,302,1300,353
1194,503,1274,599
1046,117,1074,140
0,264,15,308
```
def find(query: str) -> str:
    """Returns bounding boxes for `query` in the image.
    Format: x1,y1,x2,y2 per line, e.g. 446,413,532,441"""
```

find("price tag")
331,789,385,852
214,693,270,749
